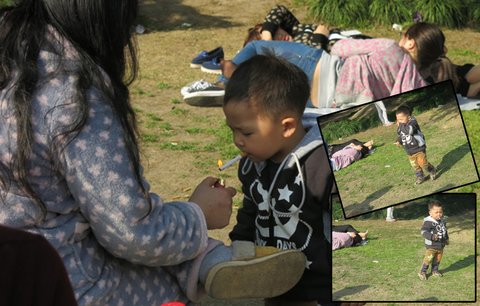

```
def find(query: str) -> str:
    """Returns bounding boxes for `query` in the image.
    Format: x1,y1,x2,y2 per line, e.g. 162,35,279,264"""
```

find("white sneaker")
181,80,225,107
180,79,223,97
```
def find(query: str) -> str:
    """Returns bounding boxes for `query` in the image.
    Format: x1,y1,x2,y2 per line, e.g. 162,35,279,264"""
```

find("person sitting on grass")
0,1,309,304
223,54,334,305
418,201,449,280
332,224,368,251
394,105,436,185
329,140,374,171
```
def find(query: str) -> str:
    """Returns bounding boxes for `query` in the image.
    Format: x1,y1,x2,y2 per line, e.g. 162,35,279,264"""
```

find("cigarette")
218,154,242,171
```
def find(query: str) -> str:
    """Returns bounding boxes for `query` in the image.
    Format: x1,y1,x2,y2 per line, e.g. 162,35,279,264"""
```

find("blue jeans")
232,40,322,84
223,40,323,107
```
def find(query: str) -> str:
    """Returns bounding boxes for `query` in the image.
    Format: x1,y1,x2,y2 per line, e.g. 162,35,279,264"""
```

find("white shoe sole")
201,66,222,74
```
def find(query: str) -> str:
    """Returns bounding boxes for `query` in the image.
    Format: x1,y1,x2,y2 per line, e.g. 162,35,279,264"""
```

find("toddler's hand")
189,177,236,230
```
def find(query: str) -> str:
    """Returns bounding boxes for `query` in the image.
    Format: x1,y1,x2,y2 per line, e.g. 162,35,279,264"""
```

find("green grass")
333,215,475,301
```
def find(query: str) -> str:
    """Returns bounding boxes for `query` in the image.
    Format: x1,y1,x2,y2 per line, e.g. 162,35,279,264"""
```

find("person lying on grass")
329,140,374,171
332,224,368,251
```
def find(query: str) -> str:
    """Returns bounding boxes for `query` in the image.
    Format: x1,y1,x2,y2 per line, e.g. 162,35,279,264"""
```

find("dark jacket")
229,125,333,302
421,216,449,250
397,116,427,155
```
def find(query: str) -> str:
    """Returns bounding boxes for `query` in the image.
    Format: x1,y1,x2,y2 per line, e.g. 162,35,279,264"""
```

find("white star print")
306,260,313,269
278,185,293,202
294,174,302,185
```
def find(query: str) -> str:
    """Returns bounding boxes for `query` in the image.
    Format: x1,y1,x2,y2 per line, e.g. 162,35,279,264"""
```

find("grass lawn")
132,1,480,304
326,101,479,218
333,213,476,302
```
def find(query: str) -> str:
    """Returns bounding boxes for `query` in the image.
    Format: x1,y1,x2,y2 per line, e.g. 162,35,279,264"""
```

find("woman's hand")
189,177,237,230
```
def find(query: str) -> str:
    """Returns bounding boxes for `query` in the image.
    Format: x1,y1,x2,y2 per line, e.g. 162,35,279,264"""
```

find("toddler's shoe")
190,47,224,68
429,167,437,181
205,241,306,299
415,176,426,185
432,271,443,277
418,271,427,280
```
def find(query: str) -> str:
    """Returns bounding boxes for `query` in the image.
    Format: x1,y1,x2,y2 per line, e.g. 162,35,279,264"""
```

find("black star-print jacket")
229,125,334,302
421,216,449,249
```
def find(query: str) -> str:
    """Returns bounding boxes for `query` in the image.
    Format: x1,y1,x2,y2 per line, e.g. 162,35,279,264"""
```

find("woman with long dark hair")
0,1,306,304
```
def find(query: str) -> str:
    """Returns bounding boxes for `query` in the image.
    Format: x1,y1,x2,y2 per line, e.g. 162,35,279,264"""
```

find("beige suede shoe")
205,242,306,299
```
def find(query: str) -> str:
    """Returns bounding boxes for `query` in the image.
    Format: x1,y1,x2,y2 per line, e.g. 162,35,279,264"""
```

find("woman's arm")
52,87,211,267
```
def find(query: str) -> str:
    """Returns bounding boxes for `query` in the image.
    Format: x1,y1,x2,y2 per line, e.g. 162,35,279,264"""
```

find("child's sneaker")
432,270,443,277
418,271,427,280
190,47,224,68
429,167,437,181
205,245,306,299
201,58,222,74
415,176,426,185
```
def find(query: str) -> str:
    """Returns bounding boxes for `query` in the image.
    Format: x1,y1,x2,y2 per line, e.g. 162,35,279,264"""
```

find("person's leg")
374,101,393,126
386,207,395,222
465,64,480,84
467,81,480,97
409,153,425,184
418,151,436,180
419,248,434,280
431,249,444,276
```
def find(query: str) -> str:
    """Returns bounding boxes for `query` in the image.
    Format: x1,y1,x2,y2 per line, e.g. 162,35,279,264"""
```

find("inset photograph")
332,193,476,302
318,81,479,218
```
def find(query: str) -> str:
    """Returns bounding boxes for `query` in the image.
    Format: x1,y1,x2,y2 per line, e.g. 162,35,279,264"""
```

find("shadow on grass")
393,194,476,221
436,142,473,177
140,0,241,32
343,185,393,218
443,254,475,273
416,297,439,301
333,285,369,300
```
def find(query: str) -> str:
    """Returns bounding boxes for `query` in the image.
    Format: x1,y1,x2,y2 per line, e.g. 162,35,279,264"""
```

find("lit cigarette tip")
218,154,242,171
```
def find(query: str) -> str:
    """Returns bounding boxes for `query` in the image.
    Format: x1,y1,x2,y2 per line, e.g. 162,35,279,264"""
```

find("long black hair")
0,0,144,214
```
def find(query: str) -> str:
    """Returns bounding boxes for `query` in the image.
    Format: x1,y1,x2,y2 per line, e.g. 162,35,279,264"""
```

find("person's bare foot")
358,230,368,240
221,59,237,79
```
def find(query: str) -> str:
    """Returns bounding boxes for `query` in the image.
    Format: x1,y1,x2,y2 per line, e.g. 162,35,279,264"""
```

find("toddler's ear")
281,116,297,138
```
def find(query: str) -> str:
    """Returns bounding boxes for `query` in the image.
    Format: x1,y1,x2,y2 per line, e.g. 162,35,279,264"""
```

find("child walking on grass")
223,54,334,305
394,105,436,185
418,201,449,280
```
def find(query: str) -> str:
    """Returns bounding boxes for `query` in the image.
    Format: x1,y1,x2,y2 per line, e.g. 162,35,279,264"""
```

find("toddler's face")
396,112,409,124
223,101,286,163
429,206,443,220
